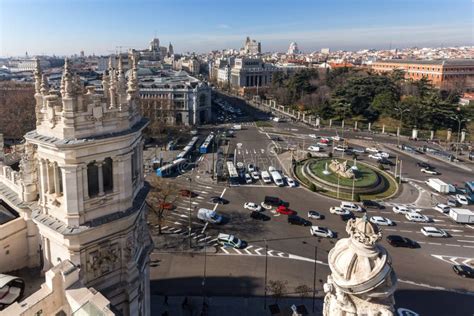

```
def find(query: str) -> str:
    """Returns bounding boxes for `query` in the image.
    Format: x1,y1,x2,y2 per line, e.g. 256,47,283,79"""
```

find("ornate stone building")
323,216,397,316
1,54,152,315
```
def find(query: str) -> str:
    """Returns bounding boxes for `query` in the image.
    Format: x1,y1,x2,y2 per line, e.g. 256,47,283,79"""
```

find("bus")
156,158,187,177
176,136,199,159
226,161,239,185
199,133,215,154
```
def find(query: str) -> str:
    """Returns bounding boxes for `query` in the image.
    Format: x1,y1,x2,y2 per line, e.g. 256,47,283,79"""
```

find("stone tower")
323,216,397,316
28,55,152,315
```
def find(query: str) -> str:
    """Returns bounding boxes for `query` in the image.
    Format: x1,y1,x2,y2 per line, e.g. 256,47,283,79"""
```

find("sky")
0,0,473,56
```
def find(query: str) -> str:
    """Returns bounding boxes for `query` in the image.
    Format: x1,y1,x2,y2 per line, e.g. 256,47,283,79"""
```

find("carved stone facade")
323,216,397,316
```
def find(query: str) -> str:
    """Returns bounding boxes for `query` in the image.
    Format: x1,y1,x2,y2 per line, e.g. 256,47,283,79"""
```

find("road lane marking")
220,247,229,254
428,242,442,245
446,244,461,247
457,239,474,243
233,248,242,255
254,248,263,255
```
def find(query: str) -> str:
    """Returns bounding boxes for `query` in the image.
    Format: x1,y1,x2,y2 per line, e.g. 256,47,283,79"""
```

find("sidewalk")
151,295,324,316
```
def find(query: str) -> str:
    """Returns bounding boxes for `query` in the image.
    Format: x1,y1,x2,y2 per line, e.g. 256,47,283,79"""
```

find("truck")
449,208,474,224
197,208,223,224
425,178,449,194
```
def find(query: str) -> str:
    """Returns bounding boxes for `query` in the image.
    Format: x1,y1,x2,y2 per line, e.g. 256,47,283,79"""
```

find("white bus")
270,170,284,187
227,161,239,184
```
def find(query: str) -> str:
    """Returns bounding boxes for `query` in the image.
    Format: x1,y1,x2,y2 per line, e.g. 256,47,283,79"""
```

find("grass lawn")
255,121,274,128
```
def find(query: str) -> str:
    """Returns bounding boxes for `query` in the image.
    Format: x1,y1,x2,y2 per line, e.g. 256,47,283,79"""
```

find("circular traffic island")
294,158,398,201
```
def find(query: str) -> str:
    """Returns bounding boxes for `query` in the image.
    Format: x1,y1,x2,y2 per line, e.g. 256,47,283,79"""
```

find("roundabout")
294,157,399,201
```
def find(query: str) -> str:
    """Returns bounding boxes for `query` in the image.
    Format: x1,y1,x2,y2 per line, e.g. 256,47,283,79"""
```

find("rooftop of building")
0,200,18,225
131,69,202,90
373,59,474,66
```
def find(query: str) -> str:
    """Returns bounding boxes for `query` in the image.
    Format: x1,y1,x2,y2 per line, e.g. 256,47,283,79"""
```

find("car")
434,203,450,214
308,211,324,219
261,171,272,184
456,194,469,205
308,145,322,152
180,189,196,197
271,136,282,141
405,212,431,222
286,177,297,187
329,207,350,215
308,134,318,139
250,211,270,221
288,215,312,226
332,136,342,141
244,202,262,212
392,205,414,215
262,196,289,209
217,233,246,249
452,265,474,278
421,226,448,237
416,162,433,169
368,154,383,160
251,171,260,180
276,206,297,215
370,216,394,226
379,158,394,166
247,164,256,172
351,147,366,154
421,168,439,175
447,199,460,207
209,196,229,204
197,208,223,224
317,142,329,147
334,146,347,152
244,173,253,184
362,200,384,209
340,212,356,222
377,151,390,158
310,226,335,238
268,166,276,172
366,147,379,153
386,235,418,248
340,202,364,212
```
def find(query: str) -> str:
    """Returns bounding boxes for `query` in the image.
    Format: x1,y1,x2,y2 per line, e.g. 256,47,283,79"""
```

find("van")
405,212,429,222
197,208,223,224
261,171,272,184
270,170,284,187
340,202,364,212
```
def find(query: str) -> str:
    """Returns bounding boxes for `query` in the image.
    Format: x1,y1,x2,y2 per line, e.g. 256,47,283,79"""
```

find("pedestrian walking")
164,295,168,305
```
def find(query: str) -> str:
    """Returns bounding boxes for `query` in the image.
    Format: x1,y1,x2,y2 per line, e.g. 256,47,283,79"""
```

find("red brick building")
371,59,474,90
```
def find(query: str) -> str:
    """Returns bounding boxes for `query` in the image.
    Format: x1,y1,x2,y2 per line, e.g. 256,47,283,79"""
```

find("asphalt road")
149,92,474,316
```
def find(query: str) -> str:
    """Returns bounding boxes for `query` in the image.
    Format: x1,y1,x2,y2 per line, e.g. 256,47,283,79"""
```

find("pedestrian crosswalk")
431,254,474,267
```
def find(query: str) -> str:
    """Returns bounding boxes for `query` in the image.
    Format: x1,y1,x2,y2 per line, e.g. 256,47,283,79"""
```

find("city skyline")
1,0,473,56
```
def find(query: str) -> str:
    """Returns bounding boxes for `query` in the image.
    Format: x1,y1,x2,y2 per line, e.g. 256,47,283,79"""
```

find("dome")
327,217,396,296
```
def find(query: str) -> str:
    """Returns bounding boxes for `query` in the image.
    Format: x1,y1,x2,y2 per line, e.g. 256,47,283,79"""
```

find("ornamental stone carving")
329,159,355,179
323,216,397,316
87,242,121,279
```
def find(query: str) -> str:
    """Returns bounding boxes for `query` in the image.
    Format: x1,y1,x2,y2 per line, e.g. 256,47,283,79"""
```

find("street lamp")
450,114,470,160
394,106,410,148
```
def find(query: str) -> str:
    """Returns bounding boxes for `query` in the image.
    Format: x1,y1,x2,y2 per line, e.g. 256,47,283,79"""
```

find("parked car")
308,145,322,152
330,207,350,215
268,166,276,172
288,215,312,226
251,171,260,180
456,194,469,205
421,168,439,175
286,177,297,187
405,212,431,222
392,205,414,215
308,211,324,220
386,235,418,248
340,202,364,212
370,216,394,226
276,206,297,215
317,142,329,147
366,147,379,153
244,173,253,184
217,233,246,249
310,226,335,238
362,200,384,209
244,202,262,212
421,226,448,237
250,211,270,221
447,199,460,207
209,196,229,204
452,265,474,278
247,164,256,172
334,146,347,152
434,203,450,214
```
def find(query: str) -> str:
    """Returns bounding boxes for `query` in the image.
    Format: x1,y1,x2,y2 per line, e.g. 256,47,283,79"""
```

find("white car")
421,226,448,238
310,226,335,238
244,202,262,212
332,136,342,141
456,194,469,205
368,154,383,160
308,211,324,219
369,216,394,226
268,166,276,172
421,168,438,175
434,203,450,214
307,145,322,152
286,177,297,187
244,173,253,184
351,148,366,154
329,207,350,215
317,142,329,147
377,151,390,158
251,171,260,180
247,164,256,172
366,147,379,153
340,202,364,212
392,205,414,215
334,146,347,152
261,171,272,184
405,212,431,222
308,134,318,139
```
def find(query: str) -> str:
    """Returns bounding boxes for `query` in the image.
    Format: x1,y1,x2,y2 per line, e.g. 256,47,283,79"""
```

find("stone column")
47,161,55,194
447,129,452,142
368,122,371,132
461,130,466,143
354,121,358,130
316,117,320,127
430,130,435,140
82,165,89,199
302,113,306,122
341,120,345,129
39,159,48,205
382,125,385,134
53,163,61,196
329,119,332,127
97,161,104,196
396,127,400,137
412,127,418,140
112,158,120,193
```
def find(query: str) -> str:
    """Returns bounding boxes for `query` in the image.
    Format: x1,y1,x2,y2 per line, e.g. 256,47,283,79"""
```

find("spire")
34,58,42,94
117,55,126,96
40,74,49,95
62,58,73,98
127,51,139,95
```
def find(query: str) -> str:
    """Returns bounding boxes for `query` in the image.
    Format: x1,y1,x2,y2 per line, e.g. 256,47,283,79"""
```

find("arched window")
103,157,113,193
87,162,99,197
